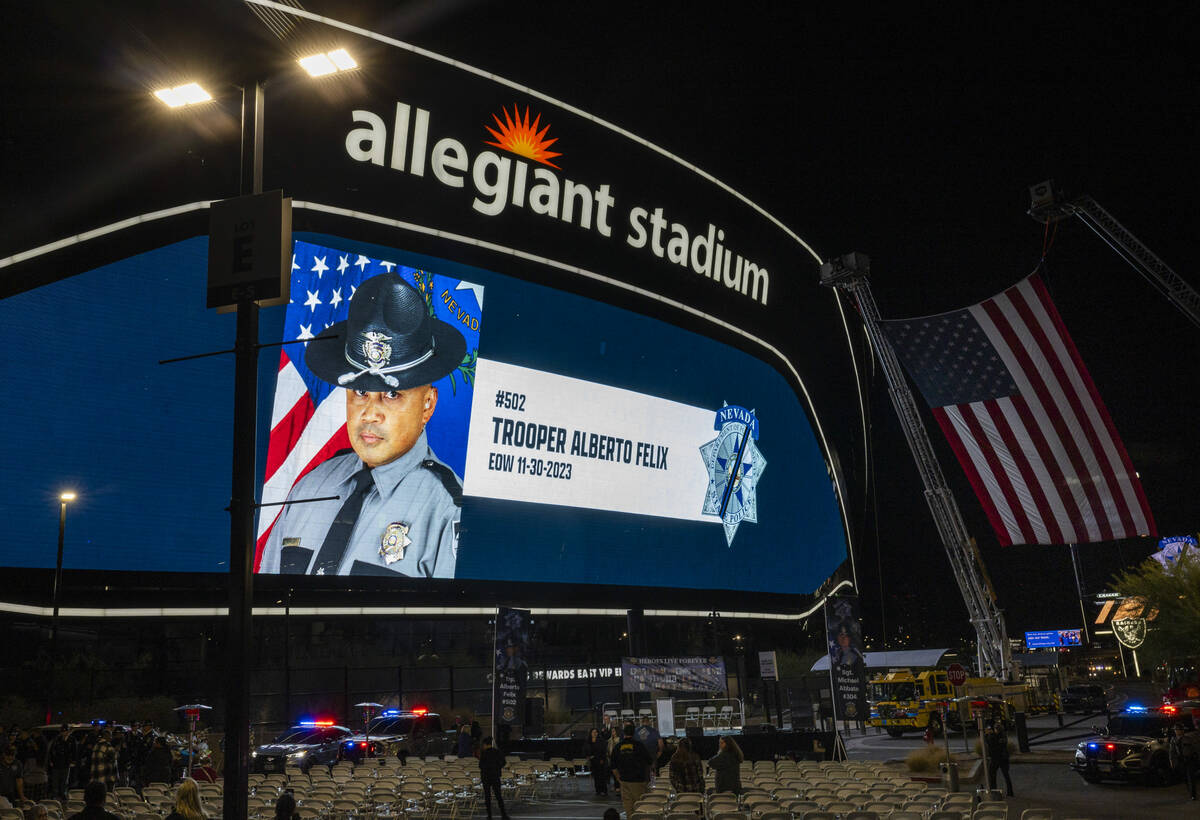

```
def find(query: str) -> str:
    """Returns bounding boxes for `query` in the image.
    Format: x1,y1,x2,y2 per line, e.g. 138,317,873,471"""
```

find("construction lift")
819,252,1012,681
1027,180,1200,329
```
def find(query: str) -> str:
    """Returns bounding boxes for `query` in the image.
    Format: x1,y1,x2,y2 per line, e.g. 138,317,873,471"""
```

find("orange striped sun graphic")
484,105,562,168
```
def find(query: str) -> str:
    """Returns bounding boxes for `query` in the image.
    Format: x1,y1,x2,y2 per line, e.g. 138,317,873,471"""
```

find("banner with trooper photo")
825,595,868,722
493,607,531,726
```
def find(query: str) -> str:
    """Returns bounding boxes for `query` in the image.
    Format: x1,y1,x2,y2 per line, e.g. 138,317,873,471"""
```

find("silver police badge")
700,402,766,547
362,331,392,368
379,521,412,565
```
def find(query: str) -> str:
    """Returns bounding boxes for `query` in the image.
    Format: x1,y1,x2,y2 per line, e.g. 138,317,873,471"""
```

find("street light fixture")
298,48,358,77
46,490,77,724
153,82,214,108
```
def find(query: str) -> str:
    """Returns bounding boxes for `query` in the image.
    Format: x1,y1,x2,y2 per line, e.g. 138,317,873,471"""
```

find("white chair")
685,707,701,726
717,705,735,727
701,706,718,726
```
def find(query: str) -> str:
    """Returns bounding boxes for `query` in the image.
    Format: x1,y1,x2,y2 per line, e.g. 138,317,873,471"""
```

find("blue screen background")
0,235,846,593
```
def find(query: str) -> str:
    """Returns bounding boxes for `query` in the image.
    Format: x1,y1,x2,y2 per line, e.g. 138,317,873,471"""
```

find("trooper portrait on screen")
259,272,467,578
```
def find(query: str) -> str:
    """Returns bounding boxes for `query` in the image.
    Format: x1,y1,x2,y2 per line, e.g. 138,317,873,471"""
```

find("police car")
340,708,455,763
1071,703,1194,785
251,720,352,773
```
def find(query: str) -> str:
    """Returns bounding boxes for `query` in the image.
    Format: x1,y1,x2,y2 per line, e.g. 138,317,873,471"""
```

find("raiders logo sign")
1112,617,1147,649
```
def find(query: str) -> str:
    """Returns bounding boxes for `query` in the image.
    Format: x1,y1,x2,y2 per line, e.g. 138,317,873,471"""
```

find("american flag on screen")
253,240,482,570
880,273,1155,546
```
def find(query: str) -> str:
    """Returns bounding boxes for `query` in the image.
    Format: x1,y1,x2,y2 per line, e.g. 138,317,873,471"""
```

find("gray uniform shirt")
259,431,460,577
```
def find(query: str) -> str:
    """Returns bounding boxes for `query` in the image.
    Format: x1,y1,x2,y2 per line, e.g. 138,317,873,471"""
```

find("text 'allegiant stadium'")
345,102,770,306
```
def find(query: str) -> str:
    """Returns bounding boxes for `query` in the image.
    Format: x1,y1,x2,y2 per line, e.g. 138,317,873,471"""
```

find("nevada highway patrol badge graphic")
700,403,766,546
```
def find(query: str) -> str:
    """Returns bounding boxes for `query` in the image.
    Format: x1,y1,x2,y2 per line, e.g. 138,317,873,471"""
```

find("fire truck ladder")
820,252,1012,680
1028,180,1200,329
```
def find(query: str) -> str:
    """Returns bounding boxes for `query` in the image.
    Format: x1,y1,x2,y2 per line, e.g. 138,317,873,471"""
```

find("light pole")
46,491,76,724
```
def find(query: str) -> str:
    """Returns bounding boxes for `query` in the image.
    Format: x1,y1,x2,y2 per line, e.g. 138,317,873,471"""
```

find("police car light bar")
299,719,336,727
411,707,428,716
381,709,401,717
1125,705,1146,713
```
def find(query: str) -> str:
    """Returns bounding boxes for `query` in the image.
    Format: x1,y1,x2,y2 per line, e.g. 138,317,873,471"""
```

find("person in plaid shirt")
668,738,704,794
89,731,118,792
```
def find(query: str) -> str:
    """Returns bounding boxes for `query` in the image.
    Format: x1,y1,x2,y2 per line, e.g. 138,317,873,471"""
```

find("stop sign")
947,663,968,687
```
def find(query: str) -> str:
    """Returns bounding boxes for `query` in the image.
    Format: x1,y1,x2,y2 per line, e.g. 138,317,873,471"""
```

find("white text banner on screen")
464,358,717,522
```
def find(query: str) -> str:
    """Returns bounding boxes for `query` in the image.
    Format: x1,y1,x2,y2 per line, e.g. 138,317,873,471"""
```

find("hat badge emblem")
362,331,392,368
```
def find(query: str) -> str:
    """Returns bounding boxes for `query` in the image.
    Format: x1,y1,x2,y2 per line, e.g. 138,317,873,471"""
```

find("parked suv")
341,710,455,763
1071,704,1194,785
1061,684,1107,714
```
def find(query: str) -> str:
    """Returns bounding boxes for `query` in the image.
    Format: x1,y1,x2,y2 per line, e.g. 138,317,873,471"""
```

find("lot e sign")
207,190,292,308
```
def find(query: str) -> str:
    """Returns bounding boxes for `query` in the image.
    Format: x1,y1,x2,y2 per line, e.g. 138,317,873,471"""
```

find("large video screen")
0,236,846,594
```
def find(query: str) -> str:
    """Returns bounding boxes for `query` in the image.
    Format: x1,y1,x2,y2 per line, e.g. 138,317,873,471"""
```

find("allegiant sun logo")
484,105,562,169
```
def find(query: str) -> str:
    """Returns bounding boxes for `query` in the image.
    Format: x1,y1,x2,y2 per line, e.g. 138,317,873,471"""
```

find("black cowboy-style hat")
306,273,466,392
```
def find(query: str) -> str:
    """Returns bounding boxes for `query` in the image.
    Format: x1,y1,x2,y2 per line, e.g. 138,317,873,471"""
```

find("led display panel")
0,236,846,594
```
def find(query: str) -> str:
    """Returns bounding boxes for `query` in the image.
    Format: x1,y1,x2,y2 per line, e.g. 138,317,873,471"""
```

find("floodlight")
59,492,77,502
153,82,213,108
299,48,358,77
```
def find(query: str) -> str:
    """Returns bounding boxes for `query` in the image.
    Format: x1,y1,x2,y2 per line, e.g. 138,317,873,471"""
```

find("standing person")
76,733,96,789
47,727,75,800
456,724,474,758
610,724,652,817
984,719,1014,797
142,737,173,786
163,777,206,820
0,746,25,805
273,792,299,820
66,781,120,820
706,735,743,795
1171,723,1200,801
633,715,663,782
478,736,510,820
587,728,609,796
667,738,703,795
22,728,48,800
89,731,118,794
470,720,483,756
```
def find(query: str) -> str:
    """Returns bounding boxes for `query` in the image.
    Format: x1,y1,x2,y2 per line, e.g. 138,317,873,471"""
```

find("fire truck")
867,668,1034,737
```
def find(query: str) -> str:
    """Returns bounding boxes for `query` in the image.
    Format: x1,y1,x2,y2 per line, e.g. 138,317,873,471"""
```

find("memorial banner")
825,596,868,721
621,656,726,693
493,607,531,725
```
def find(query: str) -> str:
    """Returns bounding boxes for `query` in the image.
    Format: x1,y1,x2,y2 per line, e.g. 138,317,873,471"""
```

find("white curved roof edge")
0,580,852,621
811,647,954,672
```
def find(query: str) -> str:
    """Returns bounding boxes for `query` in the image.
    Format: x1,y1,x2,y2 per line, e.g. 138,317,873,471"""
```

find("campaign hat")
306,273,466,392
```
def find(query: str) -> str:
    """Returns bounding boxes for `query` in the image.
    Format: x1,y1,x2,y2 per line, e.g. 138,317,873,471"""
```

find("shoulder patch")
421,459,463,507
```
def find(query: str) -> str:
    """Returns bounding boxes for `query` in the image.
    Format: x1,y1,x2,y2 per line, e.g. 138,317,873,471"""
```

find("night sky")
3,2,1195,644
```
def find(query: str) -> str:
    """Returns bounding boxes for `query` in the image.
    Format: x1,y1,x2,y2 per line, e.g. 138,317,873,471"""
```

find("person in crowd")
478,736,509,820
0,746,25,805
1171,723,1200,801
113,730,132,787
47,726,75,800
470,720,483,756
983,718,1014,797
707,735,743,795
75,732,96,789
66,780,120,820
164,777,206,820
668,737,704,795
632,715,663,782
456,724,474,758
21,728,48,800
274,791,300,820
587,727,609,796
89,730,118,793
610,724,652,817
142,736,174,786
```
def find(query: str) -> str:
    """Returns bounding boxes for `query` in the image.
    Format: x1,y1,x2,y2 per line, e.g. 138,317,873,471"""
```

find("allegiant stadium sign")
344,101,772,306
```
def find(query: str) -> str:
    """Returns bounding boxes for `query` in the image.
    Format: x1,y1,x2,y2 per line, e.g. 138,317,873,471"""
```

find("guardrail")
600,697,745,734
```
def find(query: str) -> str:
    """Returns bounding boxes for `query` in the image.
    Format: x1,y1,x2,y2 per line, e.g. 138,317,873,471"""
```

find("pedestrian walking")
611,724,653,817
587,728,609,796
478,736,510,820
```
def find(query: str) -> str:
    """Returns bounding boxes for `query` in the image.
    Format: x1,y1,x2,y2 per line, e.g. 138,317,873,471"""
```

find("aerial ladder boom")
1028,180,1200,329
820,252,1011,680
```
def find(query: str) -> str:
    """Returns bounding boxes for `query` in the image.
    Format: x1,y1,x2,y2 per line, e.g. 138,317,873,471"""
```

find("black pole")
46,499,67,724
225,79,263,820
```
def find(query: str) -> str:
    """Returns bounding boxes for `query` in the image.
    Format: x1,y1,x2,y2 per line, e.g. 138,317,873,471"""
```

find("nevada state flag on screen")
253,240,482,570
880,273,1154,547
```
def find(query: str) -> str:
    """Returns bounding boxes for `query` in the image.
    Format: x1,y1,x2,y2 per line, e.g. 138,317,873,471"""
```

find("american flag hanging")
880,273,1155,546
254,240,481,570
